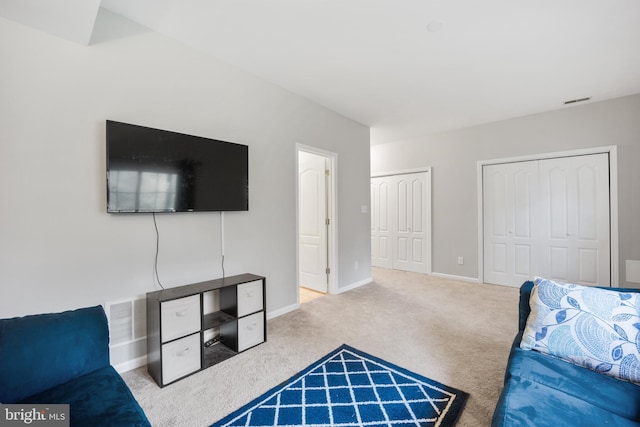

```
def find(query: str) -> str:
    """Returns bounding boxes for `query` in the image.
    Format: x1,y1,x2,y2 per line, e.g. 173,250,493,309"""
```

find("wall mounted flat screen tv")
106,120,248,213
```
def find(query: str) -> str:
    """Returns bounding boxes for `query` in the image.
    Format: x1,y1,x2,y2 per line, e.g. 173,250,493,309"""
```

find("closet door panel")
371,172,431,274
538,153,610,285
392,173,429,273
483,161,538,287
371,178,392,268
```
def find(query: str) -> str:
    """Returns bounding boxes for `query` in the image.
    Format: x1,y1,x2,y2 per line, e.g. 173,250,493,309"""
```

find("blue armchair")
0,305,150,426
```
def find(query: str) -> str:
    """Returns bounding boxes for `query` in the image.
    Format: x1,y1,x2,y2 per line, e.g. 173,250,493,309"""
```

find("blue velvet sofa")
0,305,151,427
492,281,640,426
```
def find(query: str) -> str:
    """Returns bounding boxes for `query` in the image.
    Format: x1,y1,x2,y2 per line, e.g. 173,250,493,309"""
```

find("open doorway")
296,145,337,304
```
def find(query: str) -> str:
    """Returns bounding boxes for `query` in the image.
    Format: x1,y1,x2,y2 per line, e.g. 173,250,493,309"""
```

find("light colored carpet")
122,267,520,427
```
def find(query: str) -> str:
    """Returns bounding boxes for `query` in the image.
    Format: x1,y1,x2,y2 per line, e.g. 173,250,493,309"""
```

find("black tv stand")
146,273,266,387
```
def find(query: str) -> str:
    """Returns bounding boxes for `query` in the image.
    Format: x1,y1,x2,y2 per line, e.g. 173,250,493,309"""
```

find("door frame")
371,167,432,275
476,145,619,286
296,144,338,301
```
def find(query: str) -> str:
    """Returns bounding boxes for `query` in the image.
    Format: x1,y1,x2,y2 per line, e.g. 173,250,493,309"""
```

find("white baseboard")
431,272,480,283
334,277,372,294
267,302,299,320
113,355,147,373
266,277,372,320
266,277,373,319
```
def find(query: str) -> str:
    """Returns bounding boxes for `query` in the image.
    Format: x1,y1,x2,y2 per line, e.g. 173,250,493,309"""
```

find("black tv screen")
106,120,248,213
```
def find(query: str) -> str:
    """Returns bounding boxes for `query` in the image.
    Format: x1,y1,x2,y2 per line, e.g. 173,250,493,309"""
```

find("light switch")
361,205,368,214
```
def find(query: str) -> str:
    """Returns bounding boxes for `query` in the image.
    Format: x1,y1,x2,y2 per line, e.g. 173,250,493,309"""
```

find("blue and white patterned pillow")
520,277,640,384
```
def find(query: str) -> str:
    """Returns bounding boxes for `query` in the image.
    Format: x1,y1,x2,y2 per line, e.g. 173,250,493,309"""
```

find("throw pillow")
520,277,640,384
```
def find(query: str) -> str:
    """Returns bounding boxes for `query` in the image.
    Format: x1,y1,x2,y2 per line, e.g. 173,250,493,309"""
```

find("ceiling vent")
564,97,591,105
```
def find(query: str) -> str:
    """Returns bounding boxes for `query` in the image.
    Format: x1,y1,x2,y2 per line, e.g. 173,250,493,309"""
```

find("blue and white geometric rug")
211,344,468,427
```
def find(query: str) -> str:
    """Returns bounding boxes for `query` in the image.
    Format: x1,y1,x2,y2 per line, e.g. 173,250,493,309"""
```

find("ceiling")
3,0,640,144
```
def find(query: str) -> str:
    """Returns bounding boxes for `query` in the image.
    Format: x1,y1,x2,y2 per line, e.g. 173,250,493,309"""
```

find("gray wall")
372,94,640,287
0,10,371,319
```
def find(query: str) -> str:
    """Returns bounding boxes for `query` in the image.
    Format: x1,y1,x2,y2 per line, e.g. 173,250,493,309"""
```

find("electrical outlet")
627,260,640,283
354,261,359,270
457,257,464,265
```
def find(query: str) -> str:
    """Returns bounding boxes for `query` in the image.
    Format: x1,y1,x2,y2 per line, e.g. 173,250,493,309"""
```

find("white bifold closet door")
483,153,610,287
371,172,431,274
537,155,611,285
483,160,540,287
371,178,392,268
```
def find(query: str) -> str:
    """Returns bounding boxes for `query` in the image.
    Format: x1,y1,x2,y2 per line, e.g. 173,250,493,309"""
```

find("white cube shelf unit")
146,273,266,387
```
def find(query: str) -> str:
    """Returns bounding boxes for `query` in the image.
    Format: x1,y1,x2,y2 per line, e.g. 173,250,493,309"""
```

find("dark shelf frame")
146,273,266,387
203,343,237,368
203,310,235,330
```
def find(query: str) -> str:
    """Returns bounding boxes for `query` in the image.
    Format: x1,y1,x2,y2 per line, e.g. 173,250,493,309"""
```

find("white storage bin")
161,295,200,342
237,280,263,317
161,333,201,384
237,312,264,352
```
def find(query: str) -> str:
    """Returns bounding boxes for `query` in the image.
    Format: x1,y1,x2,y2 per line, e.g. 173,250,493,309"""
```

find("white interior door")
371,177,392,268
298,151,328,293
483,153,610,287
538,153,610,285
